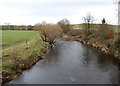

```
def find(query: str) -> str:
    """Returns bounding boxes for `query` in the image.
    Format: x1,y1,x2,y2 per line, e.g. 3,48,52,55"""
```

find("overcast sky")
0,0,118,25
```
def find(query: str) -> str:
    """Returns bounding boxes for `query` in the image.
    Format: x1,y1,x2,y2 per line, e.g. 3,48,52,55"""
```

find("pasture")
71,24,84,29
2,30,48,73
2,30,38,49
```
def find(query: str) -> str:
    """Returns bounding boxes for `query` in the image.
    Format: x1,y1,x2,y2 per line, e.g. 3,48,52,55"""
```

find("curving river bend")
9,41,119,84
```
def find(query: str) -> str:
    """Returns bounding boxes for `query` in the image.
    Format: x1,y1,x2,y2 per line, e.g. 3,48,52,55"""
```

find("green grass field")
2,30,49,73
71,24,84,29
2,30,38,49
71,24,118,31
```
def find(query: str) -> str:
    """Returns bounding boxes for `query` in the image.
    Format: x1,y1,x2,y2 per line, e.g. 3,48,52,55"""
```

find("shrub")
97,19,115,42
114,33,120,52
33,21,47,42
57,19,71,34
106,31,114,39
34,22,63,44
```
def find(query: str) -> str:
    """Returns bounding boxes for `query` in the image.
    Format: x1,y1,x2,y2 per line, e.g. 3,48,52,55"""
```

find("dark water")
9,41,119,84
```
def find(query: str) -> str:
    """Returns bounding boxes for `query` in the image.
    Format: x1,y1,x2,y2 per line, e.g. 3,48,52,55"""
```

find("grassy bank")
2,30,50,84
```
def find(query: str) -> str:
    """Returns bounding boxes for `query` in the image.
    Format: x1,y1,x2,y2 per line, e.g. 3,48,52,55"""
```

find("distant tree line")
1,25,34,30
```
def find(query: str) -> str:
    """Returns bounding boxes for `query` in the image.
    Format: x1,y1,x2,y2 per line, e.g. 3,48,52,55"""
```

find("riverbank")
64,29,119,58
2,33,51,84
7,40,119,84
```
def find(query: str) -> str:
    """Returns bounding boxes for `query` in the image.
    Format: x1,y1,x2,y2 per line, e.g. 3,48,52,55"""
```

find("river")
8,41,119,84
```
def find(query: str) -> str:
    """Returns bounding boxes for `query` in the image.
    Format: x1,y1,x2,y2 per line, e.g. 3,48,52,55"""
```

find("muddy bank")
2,44,51,84
64,29,119,58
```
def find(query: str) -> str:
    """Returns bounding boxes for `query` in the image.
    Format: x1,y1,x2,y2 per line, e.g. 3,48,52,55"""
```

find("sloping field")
2,30,38,49
2,30,49,83
71,24,118,31
71,24,84,29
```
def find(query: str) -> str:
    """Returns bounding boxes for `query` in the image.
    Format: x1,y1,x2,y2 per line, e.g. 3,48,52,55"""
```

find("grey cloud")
3,1,112,17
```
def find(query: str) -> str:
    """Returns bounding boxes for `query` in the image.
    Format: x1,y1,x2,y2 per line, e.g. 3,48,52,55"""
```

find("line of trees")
1,25,33,30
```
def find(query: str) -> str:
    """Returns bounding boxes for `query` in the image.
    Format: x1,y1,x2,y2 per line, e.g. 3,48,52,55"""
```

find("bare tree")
57,19,71,34
34,22,63,45
45,24,63,44
83,13,94,36
34,21,47,42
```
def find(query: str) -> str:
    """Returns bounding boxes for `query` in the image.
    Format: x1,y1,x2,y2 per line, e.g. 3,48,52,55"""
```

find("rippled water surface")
9,41,119,84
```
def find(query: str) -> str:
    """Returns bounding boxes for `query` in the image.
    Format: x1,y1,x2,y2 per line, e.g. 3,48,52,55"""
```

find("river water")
9,41,119,84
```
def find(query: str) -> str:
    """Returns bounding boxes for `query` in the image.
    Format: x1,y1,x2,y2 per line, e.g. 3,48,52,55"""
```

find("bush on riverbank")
57,19,71,34
66,23,119,58
34,22,63,44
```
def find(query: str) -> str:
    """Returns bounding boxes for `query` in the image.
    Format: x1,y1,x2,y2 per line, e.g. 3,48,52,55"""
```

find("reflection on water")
9,41,119,84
